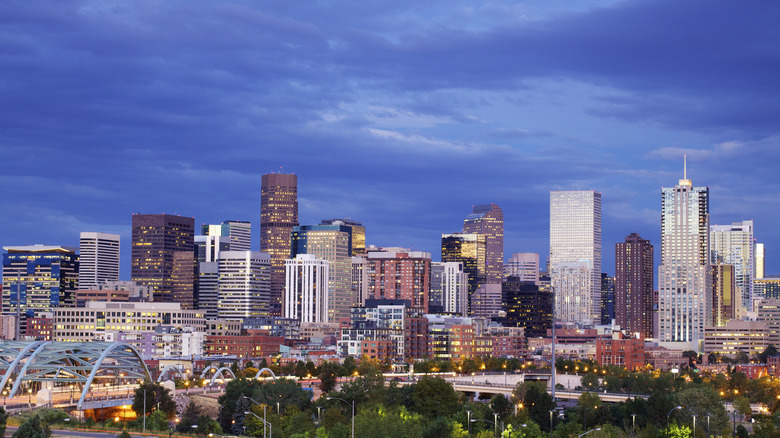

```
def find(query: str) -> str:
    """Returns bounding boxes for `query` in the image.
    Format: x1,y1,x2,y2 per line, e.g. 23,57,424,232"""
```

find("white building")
78,232,120,289
504,253,539,284
658,162,710,343
217,251,271,319
195,235,230,263
197,262,219,319
284,254,329,323
202,221,252,252
351,256,369,307
549,190,602,325
711,220,754,313
431,262,468,316
756,243,765,280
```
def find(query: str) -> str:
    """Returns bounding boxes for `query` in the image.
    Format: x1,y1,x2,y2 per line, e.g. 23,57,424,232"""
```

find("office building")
171,251,196,309
504,253,539,284
711,220,754,311
321,219,366,256
351,256,369,307
711,263,737,326
430,262,468,316
756,243,765,280
195,235,230,263
462,203,504,284
550,190,602,325
501,277,553,338
197,262,219,319
202,220,251,251
601,274,615,325
292,224,352,321
217,251,271,319
284,254,329,323
442,232,485,312
756,277,780,300
131,213,195,303
470,284,502,319
658,162,710,343
702,320,775,358
615,233,654,338
78,232,120,289
2,245,79,330
260,173,299,316
757,298,780,342
365,248,431,312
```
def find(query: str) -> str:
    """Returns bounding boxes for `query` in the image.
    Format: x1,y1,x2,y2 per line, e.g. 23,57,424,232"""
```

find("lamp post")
631,414,636,436
707,414,711,437
242,395,268,438
69,384,74,404
169,423,197,438
550,410,554,434
470,418,498,438
245,411,272,438
692,415,696,438
466,410,472,435
667,406,683,438
578,428,601,438
327,397,355,438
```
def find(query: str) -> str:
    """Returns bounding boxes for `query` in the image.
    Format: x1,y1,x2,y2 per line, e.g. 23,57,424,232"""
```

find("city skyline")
0,1,777,279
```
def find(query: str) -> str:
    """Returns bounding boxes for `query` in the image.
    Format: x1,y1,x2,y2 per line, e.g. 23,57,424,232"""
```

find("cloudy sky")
1,0,778,278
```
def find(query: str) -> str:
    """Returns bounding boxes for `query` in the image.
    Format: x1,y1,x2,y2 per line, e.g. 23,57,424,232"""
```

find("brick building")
595,332,645,370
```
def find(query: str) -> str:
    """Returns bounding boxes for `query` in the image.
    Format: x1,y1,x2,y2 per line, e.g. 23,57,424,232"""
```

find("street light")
327,397,355,438
631,414,637,436
667,406,683,437
470,418,498,438
692,415,696,438
578,428,601,438
550,410,555,434
242,395,269,438
245,411,272,438
707,414,711,437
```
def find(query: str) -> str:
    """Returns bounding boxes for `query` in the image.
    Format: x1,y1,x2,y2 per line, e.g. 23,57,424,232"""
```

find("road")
6,426,199,438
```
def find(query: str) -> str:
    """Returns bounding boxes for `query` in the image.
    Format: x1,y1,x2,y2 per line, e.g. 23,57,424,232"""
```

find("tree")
12,416,46,438
146,410,169,431
0,407,7,438
132,381,177,420
503,421,546,438
117,431,131,438
581,373,601,391
195,415,222,436
668,422,691,438
180,401,202,428
320,361,340,393
759,346,779,363
491,394,513,421
411,376,460,418
514,382,556,428
577,393,602,429
734,396,752,417
675,387,729,435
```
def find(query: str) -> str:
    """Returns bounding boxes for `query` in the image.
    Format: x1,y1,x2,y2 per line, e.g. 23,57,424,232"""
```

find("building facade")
78,232,120,289
615,233,654,338
462,203,504,285
284,254,329,323
442,232,486,313
501,277,553,339
504,253,539,284
202,220,252,251
260,173,299,316
430,261,468,316
711,263,738,326
549,190,602,324
217,251,271,319
321,219,366,256
658,166,710,343
131,213,195,303
365,249,431,312
711,220,754,312
601,274,615,325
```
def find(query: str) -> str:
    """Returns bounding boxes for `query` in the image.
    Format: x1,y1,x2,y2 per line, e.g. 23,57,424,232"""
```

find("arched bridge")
0,341,151,410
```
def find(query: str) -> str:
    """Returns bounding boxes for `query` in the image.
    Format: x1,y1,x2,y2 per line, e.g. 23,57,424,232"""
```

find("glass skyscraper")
710,220,754,312
549,190,602,324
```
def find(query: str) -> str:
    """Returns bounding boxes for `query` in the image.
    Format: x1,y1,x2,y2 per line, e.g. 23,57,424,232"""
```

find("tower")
615,233,654,338
549,190,602,324
131,213,195,303
441,232,486,313
217,251,271,319
462,203,504,285
710,220,754,313
78,232,120,289
284,254,329,323
658,158,710,343
260,173,299,316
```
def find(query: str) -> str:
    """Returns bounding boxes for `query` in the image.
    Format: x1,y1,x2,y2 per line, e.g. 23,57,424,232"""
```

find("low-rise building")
596,332,645,371
204,330,285,358
703,320,775,358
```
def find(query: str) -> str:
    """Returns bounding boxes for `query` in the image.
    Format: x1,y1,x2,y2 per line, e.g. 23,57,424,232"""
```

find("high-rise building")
615,233,654,338
131,213,195,303
2,245,79,333
202,220,252,251
756,243,765,280
755,277,780,300
549,190,602,324
351,256,369,307
78,232,120,289
442,232,486,313
195,235,230,263
260,173,299,316
171,251,196,309
600,274,615,325
321,219,366,256
658,162,710,343
501,276,553,338
504,253,539,284
462,204,504,285
431,262,469,316
711,220,754,312
365,248,431,312
291,224,351,321
284,254,329,323
217,251,271,319
711,263,737,326
197,262,219,319
470,284,502,319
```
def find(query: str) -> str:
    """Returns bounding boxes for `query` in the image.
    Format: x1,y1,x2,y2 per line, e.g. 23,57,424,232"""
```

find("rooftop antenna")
684,154,687,179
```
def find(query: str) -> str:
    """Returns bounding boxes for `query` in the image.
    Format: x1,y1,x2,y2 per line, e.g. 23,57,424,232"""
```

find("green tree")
577,392,602,429
733,396,752,417
195,415,222,436
147,410,170,432
132,381,177,420
117,431,131,438
491,394,514,421
674,387,729,435
13,416,47,438
422,416,452,438
0,407,7,438
319,362,340,393
514,382,556,428
354,405,424,438
581,373,601,391
503,421,546,438
411,376,459,418
668,422,691,438
179,401,202,429
759,346,779,363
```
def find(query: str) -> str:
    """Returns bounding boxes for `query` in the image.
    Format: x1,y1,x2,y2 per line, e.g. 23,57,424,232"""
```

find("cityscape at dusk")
0,1,778,437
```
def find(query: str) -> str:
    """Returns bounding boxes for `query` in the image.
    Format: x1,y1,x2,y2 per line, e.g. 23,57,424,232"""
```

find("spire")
679,154,692,186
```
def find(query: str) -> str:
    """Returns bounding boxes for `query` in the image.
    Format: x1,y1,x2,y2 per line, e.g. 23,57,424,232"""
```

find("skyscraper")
756,243,765,280
462,203,504,285
710,220,754,312
291,224,351,321
78,232,120,289
430,261,468,316
501,276,553,338
131,214,195,302
711,263,737,326
600,273,615,325
202,220,252,251
217,251,271,319
658,162,710,343
284,254,329,323
260,173,299,316
442,232,485,313
615,233,654,338
504,253,539,284
549,190,602,324
365,248,431,312
321,219,366,256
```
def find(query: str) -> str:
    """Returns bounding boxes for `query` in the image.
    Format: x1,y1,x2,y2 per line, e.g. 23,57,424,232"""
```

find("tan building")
702,320,775,358
205,319,243,337
53,301,205,342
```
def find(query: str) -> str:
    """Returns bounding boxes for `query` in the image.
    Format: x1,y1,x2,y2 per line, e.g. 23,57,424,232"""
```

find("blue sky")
1,0,778,279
